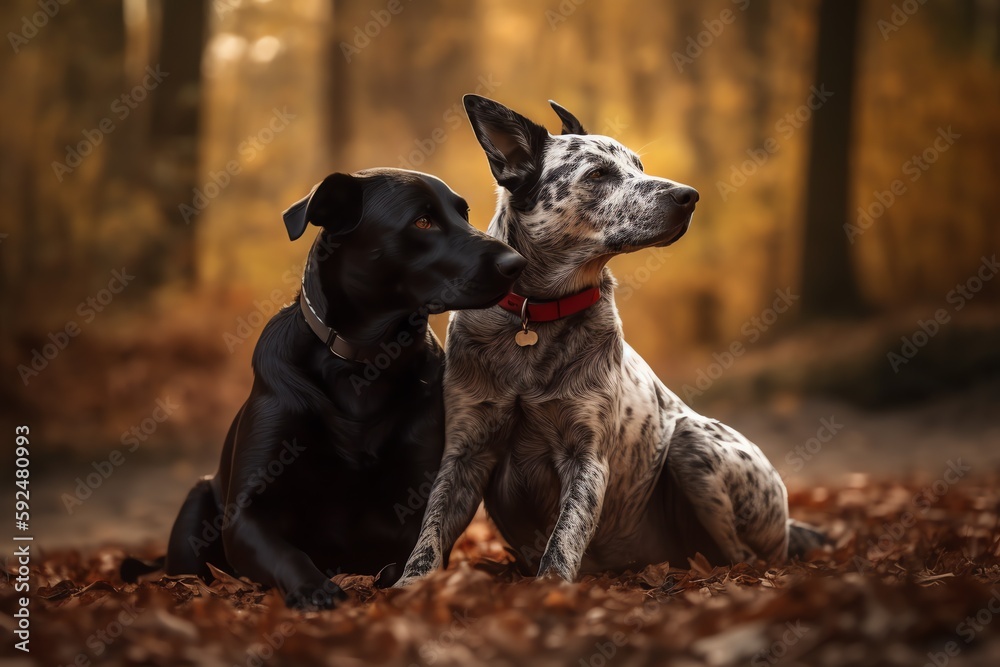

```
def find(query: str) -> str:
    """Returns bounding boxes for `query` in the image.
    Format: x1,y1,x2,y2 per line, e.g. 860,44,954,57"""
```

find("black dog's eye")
586,168,605,180
414,216,432,230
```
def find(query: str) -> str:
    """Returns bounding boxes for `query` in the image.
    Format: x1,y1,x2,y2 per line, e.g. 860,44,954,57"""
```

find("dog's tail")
120,555,165,583
787,519,827,559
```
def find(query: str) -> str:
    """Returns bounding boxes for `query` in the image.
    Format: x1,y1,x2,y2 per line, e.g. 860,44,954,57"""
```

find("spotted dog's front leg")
537,454,610,581
395,407,502,587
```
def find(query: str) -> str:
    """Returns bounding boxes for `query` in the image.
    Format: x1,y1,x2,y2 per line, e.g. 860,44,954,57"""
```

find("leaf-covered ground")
4,475,1000,667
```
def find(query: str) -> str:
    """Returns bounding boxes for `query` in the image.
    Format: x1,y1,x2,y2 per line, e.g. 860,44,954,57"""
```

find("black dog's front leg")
221,410,345,609
223,511,345,609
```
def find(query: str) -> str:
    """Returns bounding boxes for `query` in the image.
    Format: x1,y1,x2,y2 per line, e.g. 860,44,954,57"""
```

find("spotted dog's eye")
414,216,432,230
586,168,605,180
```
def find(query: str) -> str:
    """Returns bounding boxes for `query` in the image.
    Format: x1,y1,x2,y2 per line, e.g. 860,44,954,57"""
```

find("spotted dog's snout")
657,184,699,216
667,185,699,211
647,183,699,247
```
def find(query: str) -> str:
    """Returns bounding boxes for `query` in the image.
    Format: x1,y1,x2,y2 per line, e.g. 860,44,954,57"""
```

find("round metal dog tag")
515,329,538,347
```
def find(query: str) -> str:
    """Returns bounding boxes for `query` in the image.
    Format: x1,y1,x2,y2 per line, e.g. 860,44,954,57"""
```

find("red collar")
497,286,601,322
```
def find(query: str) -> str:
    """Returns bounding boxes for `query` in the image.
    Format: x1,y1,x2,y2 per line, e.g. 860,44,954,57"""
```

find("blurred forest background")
1,0,999,544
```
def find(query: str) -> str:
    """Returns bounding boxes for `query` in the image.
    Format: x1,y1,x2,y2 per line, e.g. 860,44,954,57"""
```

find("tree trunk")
799,0,865,319
147,0,206,287
325,0,352,167
744,0,772,146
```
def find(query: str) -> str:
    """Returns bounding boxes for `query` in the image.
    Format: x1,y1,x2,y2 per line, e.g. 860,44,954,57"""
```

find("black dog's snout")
668,186,700,209
495,250,527,279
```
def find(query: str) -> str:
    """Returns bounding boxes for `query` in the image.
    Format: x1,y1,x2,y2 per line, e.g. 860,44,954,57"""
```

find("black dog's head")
283,169,524,316
462,95,698,293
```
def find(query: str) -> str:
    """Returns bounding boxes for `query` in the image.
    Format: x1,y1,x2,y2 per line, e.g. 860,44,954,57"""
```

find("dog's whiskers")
633,136,667,157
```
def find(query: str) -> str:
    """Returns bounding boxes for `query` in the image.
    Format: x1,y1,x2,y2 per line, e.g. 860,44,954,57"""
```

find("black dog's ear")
548,100,587,135
282,173,364,241
463,94,549,192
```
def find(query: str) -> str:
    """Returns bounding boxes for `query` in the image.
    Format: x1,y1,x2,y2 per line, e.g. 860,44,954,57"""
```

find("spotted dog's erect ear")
548,100,587,136
463,94,550,195
281,173,365,241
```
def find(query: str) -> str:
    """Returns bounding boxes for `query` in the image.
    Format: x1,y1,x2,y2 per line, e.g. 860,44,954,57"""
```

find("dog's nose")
668,186,700,208
495,250,527,279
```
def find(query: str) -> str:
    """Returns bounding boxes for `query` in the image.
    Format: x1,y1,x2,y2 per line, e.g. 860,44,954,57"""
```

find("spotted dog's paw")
393,546,438,588
393,562,434,588
392,572,423,589
537,551,575,582
393,564,435,588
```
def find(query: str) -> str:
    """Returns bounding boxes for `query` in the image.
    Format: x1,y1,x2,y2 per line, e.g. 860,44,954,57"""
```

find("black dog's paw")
373,562,402,589
284,580,347,610
119,555,165,583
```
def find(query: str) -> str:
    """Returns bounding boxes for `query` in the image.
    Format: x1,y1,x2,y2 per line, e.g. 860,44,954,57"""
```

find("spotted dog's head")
464,95,698,296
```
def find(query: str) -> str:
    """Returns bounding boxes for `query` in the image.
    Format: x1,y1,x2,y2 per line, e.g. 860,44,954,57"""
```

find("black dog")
123,169,524,608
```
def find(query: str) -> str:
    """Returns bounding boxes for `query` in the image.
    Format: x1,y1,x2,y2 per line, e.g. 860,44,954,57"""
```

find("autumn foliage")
5,475,1000,667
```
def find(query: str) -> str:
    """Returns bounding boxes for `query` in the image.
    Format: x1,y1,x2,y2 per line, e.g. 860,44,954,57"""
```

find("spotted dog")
396,96,822,586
